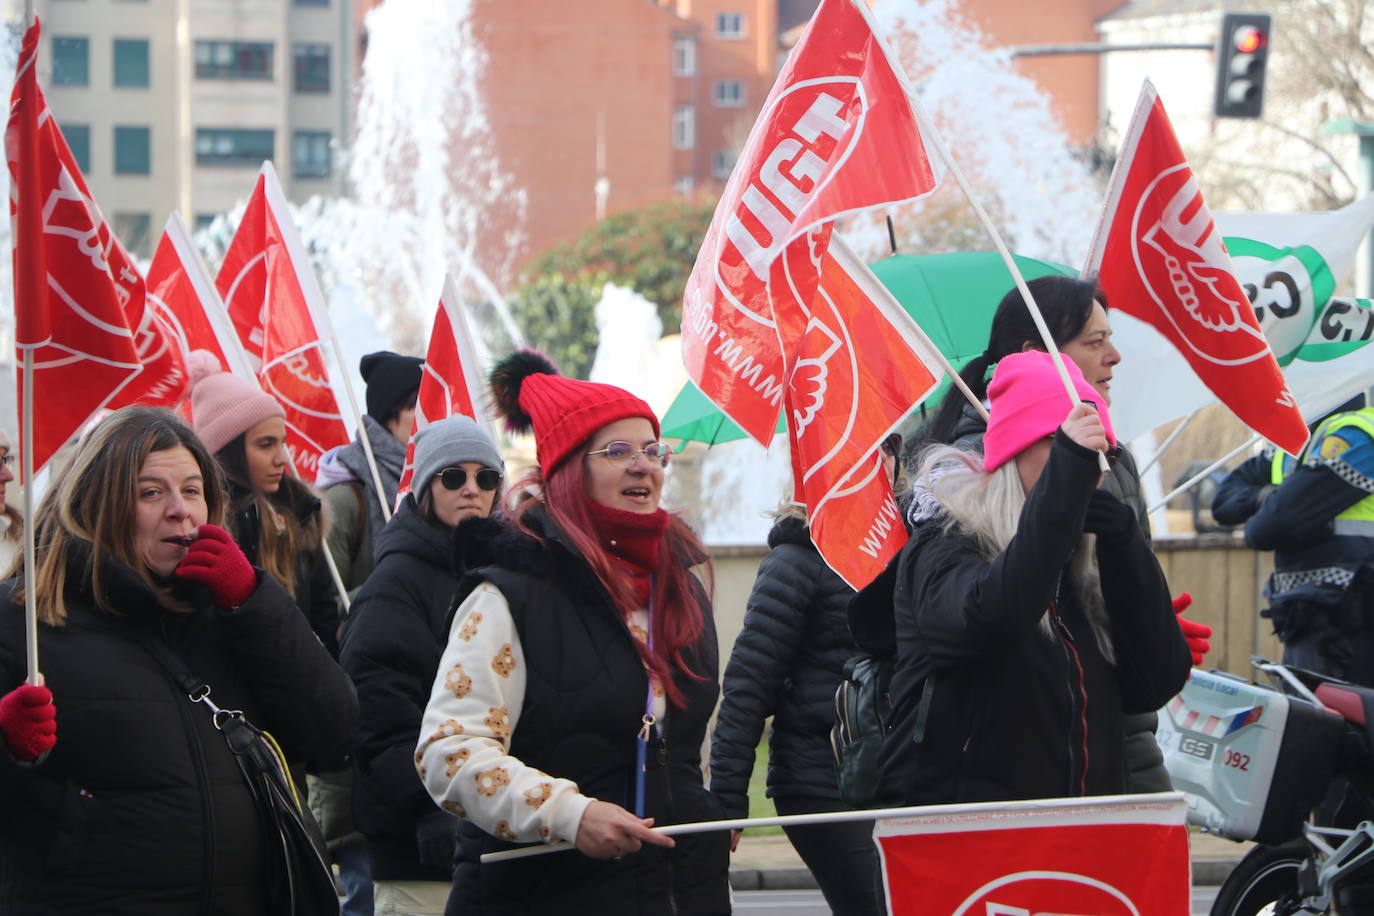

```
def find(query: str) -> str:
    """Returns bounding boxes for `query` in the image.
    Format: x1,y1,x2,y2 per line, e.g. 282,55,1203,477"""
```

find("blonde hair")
10,408,226,625
915,444,1113,663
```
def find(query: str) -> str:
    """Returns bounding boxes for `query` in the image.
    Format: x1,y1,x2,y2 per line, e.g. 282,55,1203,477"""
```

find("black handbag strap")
132,628,242,726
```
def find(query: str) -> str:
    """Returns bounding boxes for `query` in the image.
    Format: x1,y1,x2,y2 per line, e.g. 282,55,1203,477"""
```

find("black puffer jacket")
709,515,856,816
944,407,1170,792
445,508,730,916
867,434,1191,805
227,482,340,658
340,497,500,881
0,544,356,915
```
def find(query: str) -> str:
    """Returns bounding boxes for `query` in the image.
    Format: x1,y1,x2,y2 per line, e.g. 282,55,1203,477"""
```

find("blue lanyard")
634,587,658,818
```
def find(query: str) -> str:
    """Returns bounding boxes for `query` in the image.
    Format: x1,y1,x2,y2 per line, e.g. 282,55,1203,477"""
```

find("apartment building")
31,0,354,256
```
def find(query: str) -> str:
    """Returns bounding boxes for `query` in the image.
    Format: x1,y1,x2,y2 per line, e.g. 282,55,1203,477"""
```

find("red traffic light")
1234,26,1267,54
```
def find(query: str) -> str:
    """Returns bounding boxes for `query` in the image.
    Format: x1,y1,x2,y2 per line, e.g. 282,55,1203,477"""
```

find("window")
52,37,89,86
195,128,274,167
113,39,150,88
194,41,273,80
715,13,745,39
673,176,694,195
113,212,151,257
292,130,331,178
194,213,218,233
292,43,330,93
712,149,736,179
294,0,329,5
63,123,91,173
672,37,695,77
713,80,744,108
672,105,694,151
113,126,150,174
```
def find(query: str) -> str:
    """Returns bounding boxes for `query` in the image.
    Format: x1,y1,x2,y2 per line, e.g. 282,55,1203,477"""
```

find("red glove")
1172,592,1212,666
0,684,57,761
174,524,257,609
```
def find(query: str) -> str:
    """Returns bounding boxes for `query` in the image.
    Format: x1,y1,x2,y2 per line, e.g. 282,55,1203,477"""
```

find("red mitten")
1172,592,1212,665
174,524,257,608
0,684,57,761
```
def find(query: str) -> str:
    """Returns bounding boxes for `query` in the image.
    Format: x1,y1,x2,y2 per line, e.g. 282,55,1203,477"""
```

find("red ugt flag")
147,212,257,396
776,233,944,588
7,19,143,474
395,274,490,500
1085,80,1308,456
681,0,937,444
217,162,347,476
875,795,1191,915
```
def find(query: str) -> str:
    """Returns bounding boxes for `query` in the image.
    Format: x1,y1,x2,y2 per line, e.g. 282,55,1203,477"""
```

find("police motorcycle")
1158,659,1374,915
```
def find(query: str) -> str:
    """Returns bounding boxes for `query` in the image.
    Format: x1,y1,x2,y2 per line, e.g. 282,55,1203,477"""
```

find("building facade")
31,0,354,256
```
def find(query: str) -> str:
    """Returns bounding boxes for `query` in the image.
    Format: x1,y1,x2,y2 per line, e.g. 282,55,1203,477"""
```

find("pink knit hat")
983,351,1115,472
186,350,285,455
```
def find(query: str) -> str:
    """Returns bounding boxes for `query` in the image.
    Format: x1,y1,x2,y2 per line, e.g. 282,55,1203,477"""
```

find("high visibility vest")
1271,408,1374,535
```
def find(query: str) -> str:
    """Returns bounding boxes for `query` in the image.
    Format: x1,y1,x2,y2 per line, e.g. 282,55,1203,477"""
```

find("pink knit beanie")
983,351,1115,472
186,351,286,455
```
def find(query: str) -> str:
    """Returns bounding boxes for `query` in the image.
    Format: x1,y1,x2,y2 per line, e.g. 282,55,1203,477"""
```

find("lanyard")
634,585,659,818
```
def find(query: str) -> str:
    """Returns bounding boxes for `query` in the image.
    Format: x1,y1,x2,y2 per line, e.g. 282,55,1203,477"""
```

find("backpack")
830,652,895,807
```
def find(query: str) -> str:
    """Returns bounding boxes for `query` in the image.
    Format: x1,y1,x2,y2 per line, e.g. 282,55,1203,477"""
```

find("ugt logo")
1131,163,1270,366
953,871,1141,916
722,79,863,285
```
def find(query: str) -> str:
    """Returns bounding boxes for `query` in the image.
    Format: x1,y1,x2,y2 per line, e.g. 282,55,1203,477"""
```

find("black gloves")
416,809,458,868
1083,490,1138,544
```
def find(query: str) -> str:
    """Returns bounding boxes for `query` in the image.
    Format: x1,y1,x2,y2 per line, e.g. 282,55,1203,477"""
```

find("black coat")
227,483,340,658
0,544,356,915
867,433,1191,806
446,508,730,916
340,498,498,880
709,516,856,817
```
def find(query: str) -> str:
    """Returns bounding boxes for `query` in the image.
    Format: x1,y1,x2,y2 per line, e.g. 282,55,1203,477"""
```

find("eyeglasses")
586,440,673,469
436,467,503,491
1105,445,1122,469
0,454,12,469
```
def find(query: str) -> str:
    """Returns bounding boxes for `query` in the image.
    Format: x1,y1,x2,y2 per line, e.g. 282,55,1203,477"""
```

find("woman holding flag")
876,352,1191,806
415,351,730,916
186,352,342,657
0,407,354,914
341,414,505,914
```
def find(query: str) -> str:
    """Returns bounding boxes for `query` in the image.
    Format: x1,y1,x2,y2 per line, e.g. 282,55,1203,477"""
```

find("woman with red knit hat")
416,352,729,915
869,351,1191,808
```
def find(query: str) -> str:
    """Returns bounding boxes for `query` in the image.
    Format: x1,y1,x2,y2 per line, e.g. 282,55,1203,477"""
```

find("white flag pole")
851,0,1108,472
1147,433,1260,515
1137,409,1201,477
21,348,39,685
479,792,1187,863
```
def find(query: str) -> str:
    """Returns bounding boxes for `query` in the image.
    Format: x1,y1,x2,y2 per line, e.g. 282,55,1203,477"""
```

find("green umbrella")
660,251,1075,446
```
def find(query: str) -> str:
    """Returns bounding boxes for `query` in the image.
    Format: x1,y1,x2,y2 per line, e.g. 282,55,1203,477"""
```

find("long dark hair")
215,435,322,596
512,455,712,709
921,275,1107,446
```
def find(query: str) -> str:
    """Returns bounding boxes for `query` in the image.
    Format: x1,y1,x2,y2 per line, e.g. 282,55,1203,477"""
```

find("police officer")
1213,396,1374,685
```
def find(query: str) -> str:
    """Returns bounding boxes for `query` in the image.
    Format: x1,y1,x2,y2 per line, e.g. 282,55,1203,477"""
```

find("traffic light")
1213,13,1271,119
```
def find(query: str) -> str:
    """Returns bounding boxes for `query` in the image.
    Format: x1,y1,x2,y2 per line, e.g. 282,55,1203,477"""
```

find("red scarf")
586,501,668,608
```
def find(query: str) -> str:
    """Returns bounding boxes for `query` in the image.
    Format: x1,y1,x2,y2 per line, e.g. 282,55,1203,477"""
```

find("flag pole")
328,329,393,523
858,0,1109,471
907,102,1109,472
478,792,1187,863
1137,409,1201,477
21,348,39,685
1147,433,1260,515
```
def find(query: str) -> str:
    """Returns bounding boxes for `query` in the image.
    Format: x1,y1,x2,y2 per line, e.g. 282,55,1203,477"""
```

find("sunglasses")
436,467,503,491
586,440,673,468
0,454,12,469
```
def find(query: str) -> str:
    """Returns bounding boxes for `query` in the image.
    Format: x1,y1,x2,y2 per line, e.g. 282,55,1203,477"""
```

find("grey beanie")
412,415,504,501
